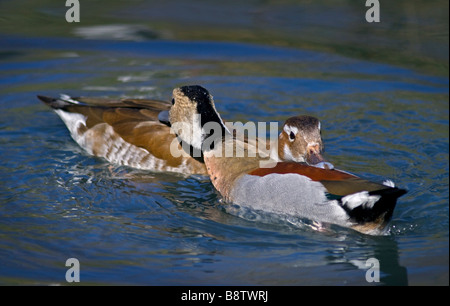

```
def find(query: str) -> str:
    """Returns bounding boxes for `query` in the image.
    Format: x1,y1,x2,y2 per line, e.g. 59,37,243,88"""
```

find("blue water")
0,3,448,286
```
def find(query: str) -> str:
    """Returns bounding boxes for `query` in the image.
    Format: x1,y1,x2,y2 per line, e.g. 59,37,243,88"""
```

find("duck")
37,94,331,175
37,94,207,175
269,115,334,170
169,85,407,235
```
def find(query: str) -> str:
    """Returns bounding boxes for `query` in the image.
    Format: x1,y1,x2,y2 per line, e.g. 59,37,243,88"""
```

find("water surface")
0,1,448,286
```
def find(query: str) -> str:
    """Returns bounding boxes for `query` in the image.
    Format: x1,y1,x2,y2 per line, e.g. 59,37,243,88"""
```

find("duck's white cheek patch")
283,143,305,163
283,143,294,161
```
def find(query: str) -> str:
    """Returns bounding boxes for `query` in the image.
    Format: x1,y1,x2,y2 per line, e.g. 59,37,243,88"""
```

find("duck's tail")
341,187,407,234
37,94,82,110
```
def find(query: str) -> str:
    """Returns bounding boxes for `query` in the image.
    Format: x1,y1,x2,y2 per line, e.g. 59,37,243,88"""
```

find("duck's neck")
174,112,229,161
198,110,230,153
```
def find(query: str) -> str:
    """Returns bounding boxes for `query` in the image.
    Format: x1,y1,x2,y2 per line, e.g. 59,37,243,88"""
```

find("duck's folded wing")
38,95,170,109
39,93,171,123
248,162,407,232
37,94,190,167
249,162,403,196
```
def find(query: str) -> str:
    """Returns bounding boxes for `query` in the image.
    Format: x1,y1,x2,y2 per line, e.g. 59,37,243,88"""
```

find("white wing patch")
342,191,381,210
59,94,81,105
382,180,396,187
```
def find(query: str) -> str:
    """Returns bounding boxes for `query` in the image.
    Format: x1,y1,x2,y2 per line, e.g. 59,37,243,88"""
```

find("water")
0,1,448,286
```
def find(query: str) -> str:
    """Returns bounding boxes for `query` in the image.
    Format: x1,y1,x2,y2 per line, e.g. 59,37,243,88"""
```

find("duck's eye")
171,98,175,105
289,131,295,140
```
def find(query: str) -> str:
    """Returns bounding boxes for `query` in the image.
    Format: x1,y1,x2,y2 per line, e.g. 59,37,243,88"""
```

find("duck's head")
169,85,228,153
279,115,333,169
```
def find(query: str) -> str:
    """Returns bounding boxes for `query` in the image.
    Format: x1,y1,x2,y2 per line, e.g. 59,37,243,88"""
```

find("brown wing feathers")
38,95,202,171
249,162,391,197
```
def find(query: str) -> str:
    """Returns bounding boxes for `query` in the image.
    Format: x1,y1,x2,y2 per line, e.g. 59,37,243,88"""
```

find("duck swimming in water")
168,85,407,235
37,94,332,174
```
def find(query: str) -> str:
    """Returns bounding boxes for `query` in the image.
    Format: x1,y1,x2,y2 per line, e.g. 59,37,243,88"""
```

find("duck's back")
38,95,207,174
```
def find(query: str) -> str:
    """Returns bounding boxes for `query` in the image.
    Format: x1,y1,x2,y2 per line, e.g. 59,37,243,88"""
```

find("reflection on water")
0,1,448,286
74,24,163,41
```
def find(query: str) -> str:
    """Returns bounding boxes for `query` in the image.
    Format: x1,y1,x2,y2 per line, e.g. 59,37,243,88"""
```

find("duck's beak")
306,143,334,170
158,110,171,127
306,143,324,164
